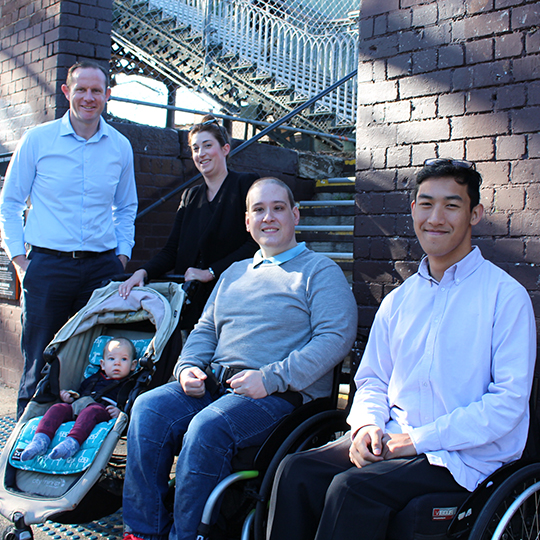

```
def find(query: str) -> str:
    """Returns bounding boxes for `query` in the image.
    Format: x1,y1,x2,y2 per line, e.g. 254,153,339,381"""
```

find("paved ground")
0,382,123,540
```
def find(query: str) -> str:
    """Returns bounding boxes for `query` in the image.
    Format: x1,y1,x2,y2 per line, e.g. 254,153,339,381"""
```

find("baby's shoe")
21,433,51,461
49,436,80,459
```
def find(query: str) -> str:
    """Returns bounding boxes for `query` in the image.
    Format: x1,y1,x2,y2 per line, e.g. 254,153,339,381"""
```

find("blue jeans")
19,250,124,417
123,381,295,540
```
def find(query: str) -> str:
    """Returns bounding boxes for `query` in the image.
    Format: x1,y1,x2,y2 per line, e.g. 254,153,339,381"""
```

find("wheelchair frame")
204,375,540,540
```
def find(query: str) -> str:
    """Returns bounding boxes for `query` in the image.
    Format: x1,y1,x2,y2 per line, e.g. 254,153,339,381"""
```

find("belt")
31,246,114,259
207,363,245,386
205,363,303,407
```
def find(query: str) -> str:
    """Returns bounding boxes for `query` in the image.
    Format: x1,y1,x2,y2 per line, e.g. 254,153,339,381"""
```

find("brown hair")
66,61,109,89
103,337,137,361
188,115,230,148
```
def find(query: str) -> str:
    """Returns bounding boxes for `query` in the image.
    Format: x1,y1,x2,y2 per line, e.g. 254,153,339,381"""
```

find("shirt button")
423,382,428,387
441,287,445,292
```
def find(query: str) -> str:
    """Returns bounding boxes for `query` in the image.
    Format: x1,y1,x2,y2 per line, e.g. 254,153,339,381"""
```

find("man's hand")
12,254,29,282
179,366,207,398
349,425,384,468
118,254,129,269
227,370,268,399
381,432,417,460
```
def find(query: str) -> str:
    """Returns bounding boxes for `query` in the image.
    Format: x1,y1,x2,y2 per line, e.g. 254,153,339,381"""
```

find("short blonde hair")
246,177,295,209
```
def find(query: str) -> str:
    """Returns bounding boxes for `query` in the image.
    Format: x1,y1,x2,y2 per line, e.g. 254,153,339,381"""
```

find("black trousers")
18,250,123,418
267,434,467,540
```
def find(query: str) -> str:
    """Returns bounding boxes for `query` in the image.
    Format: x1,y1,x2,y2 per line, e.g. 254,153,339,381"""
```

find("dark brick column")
0,0,113,385
354,0,540,350
0,0,112,153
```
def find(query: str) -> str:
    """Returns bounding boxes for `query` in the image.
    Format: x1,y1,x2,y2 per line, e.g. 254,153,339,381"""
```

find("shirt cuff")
408,423,442,454
115,242,133,258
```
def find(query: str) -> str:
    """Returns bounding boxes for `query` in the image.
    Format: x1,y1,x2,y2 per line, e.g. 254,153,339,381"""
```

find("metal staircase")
111,0,358,150
296,176,355,283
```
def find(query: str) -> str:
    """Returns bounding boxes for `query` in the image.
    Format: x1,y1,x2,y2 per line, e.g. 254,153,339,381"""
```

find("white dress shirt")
0,112,137,259
348,247,536,491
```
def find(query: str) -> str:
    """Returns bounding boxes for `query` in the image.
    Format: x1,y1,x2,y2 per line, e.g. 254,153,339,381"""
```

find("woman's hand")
118,269,148,299
184,267,215,283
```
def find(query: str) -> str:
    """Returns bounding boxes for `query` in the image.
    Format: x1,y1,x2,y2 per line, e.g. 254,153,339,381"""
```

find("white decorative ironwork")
150,0,358,124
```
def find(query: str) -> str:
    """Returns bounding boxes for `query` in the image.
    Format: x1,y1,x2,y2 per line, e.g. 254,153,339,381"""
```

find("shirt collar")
60,111,108,142
253,242,307,267
418,246,484,286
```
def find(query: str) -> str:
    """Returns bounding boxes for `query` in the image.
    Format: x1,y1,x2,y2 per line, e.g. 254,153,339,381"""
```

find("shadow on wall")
0,45,58,154
353,1,540,337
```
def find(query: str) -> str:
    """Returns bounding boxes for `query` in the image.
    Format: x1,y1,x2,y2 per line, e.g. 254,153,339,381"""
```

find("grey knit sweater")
174,248,357,403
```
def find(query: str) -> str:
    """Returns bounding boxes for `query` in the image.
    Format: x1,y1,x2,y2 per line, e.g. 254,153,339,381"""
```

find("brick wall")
0,0,112,154
354,0,540,352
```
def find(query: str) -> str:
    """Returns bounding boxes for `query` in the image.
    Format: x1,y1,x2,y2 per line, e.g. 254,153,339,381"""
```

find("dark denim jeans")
122,381,295,540
19,250,124,417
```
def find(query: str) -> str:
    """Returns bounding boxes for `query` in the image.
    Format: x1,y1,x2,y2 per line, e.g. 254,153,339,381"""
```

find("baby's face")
100,342,135,379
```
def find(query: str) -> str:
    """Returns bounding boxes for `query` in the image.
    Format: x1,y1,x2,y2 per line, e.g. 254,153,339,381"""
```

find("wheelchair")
191,359,353,540
231,376,540,540
196,366,540,540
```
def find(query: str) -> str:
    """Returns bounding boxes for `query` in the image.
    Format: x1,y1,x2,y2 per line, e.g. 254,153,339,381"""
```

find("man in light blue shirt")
0,61,138,417
267,159,536,540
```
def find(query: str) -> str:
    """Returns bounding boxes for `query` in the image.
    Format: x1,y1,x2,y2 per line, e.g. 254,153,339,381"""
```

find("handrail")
136,68,357,219
108,96,354,143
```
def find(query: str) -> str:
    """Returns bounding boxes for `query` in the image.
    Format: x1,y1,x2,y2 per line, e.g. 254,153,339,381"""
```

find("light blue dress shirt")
0,112,138,259
348,247,536,491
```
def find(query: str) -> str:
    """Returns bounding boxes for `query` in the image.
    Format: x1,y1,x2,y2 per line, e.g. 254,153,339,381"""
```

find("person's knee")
183,406,233,451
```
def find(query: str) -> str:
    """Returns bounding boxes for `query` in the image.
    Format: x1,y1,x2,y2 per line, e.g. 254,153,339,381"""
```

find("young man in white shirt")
267,159,536,540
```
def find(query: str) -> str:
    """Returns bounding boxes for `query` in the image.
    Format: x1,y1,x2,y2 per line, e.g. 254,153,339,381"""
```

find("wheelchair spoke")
469,465,540,540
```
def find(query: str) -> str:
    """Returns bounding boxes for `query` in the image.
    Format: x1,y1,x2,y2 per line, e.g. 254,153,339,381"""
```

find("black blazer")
143,170,259,327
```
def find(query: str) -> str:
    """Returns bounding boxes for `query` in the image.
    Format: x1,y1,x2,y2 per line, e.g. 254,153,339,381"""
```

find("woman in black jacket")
119,116,259,329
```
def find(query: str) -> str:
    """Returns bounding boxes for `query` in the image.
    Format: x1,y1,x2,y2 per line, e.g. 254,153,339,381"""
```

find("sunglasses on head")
423,158,476,170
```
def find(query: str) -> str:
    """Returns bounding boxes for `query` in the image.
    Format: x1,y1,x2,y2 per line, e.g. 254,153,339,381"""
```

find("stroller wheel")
3,513,33,540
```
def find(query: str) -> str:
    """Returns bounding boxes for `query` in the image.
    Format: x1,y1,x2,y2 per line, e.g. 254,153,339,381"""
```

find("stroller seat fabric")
9,416,116,475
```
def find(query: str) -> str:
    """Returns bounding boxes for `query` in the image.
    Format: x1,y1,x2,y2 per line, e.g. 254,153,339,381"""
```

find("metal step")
296,225,353,232
299,200,354,206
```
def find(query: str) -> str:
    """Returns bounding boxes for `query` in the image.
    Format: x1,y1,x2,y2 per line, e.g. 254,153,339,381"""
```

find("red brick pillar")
0,0,113,386
354,0,540,346
0,0,112,152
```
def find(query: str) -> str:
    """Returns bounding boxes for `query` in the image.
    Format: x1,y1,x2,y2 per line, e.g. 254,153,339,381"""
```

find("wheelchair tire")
468,462,540,540
253,409,349,540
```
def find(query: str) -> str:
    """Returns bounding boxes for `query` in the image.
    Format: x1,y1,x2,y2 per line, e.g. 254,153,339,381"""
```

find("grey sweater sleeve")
173,285,219,380
259,258,357,401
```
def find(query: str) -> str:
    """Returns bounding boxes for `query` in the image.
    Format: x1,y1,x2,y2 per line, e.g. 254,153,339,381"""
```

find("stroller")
0,280,187,540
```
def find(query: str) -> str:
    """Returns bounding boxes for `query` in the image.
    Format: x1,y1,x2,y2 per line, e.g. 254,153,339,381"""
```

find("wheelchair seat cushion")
9,415,116,475
386,491,470,540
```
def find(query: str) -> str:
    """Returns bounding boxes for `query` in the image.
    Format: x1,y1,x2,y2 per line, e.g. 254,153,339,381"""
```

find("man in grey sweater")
122,177,358,540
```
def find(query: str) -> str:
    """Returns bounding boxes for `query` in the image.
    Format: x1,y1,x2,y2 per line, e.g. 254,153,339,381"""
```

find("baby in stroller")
20,337,136,461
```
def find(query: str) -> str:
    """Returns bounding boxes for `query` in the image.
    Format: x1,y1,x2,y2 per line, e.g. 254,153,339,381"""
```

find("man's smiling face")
245,181,300,258
411,176,483,271
62,67,110,130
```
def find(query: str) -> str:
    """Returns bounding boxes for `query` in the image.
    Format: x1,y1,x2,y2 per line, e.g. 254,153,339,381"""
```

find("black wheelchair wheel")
468,462,540,540
252,409,349,540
